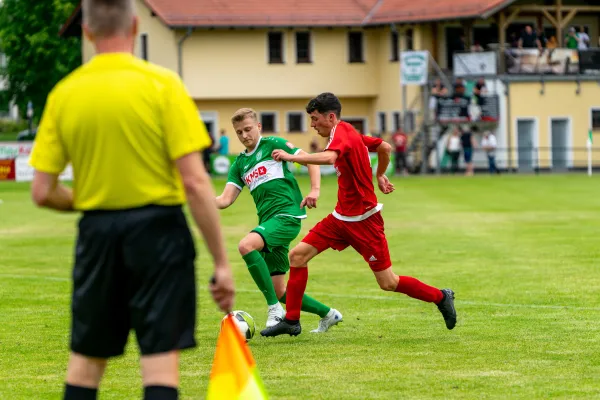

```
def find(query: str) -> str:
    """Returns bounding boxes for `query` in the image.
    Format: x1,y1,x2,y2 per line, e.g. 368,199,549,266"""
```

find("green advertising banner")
210,153,395,177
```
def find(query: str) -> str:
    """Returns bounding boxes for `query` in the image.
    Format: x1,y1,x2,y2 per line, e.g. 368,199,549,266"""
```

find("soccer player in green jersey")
216,108,342,332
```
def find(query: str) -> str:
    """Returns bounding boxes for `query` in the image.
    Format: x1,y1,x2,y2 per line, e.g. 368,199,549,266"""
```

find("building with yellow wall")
61,0,600,170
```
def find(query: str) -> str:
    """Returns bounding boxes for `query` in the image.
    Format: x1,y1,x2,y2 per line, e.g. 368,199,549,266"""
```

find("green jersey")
227,136,307,223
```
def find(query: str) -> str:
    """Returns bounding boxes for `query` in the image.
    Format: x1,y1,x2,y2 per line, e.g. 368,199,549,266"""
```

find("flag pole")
587,128,593,177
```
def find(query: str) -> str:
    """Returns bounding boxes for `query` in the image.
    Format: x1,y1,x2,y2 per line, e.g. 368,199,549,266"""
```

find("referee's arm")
166,77,234,312
29,93,74,212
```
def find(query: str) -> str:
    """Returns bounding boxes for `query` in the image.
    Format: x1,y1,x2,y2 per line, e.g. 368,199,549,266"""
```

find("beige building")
62,0,600,171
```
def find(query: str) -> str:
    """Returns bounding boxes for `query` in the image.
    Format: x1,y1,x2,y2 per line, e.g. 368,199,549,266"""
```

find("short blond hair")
83,0,135,38
231,108,258,124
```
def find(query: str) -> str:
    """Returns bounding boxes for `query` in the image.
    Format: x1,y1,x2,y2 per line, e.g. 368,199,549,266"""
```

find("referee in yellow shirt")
29,1,235,399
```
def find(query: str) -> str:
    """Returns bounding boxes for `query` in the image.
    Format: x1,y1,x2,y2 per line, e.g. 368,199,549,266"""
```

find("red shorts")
302,212,392,272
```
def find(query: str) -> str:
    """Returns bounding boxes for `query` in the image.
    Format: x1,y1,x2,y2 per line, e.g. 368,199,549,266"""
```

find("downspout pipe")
178,27,194,78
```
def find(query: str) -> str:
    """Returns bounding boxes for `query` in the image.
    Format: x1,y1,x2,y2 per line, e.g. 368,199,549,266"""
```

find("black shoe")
260,319,302,337
437,289,457,330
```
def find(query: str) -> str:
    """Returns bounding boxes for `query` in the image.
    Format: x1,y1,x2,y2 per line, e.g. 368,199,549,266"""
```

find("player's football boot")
311,309,343,333
260,319,301,337
266,303,285,328
437,288,457,330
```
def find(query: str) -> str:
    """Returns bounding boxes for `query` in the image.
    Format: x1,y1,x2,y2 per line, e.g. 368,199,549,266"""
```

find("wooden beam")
499,11,506,73
541,9,559,28
509,5,600,12
557,0,563,47
560,9,578,29
503,7,521,30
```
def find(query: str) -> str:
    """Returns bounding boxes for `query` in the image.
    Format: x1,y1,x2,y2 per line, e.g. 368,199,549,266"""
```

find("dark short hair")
306,92,342,118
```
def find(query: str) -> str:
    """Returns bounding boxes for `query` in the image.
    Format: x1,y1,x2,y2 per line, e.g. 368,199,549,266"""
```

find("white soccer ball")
223,310,256,341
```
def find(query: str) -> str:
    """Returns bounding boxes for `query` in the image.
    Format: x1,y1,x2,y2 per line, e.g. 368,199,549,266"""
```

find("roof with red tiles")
60,0,517,36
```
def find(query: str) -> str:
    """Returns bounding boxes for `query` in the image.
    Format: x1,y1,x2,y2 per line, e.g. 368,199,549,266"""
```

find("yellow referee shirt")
29,53,211,211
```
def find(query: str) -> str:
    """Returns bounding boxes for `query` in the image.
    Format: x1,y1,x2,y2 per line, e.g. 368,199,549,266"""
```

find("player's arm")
272,150,337,165
298,149,320,209
362,135,395,194
29,91,74,212
216,183,242,209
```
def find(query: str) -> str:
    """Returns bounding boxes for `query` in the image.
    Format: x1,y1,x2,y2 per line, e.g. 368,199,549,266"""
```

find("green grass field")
1,175,600,399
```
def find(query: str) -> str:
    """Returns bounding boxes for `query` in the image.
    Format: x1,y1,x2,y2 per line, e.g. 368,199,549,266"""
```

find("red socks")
395,276,444,304
284,267,308,321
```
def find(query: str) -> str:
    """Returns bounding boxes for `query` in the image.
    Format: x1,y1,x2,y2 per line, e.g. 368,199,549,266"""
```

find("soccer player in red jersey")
262,92,456,337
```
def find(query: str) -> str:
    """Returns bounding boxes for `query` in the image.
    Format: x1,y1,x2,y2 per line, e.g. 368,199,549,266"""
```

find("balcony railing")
444,47,600,78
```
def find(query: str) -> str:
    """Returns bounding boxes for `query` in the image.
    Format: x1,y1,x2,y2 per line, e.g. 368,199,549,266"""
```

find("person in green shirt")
216,108,342,333
565,27,579,49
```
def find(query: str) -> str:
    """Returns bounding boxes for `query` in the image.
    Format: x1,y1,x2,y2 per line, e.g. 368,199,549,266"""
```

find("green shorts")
251,215,302,275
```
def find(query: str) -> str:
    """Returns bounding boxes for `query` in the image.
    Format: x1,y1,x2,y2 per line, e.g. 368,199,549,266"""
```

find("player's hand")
210,265,235,313
272,150,293,162
377,175,395,194
301,189,319,209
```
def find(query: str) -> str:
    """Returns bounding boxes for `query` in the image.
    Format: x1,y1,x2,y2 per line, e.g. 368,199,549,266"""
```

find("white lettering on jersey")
243,160,285,192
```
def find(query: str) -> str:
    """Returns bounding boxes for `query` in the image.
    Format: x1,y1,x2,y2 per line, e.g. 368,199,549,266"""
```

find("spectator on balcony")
546,35,558,50
577,26,590,49
431,78,448,97
473,78,487,105
509,32,519,49
518,25,542,50
453,79,466,98
471,42,484,52
565,28,579,49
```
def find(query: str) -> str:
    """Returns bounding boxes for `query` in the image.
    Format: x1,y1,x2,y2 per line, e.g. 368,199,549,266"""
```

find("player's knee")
238,238,257,256
288,247,308,267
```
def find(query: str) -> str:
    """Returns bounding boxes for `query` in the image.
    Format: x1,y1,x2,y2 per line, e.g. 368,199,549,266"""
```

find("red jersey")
324,121,383,221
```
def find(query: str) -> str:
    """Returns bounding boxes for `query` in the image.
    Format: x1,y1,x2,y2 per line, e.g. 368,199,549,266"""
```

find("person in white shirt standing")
481,130,499,174
577,26,590,49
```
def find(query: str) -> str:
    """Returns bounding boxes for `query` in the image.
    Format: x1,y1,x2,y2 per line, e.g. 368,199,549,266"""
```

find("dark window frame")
260,112,277,133
296,31,312,64
592,109,600,130
390,31,399,61
287,112,305,133
268,32,284,64
348,31,364,63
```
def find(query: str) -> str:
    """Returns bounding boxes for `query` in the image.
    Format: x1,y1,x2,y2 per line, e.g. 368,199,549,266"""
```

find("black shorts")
71,205,197,359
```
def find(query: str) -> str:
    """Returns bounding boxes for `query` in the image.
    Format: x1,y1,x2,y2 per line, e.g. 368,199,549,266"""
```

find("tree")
0,0,81,120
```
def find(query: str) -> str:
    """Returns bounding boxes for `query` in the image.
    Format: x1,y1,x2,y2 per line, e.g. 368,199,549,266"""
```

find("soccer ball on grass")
222,310,256,341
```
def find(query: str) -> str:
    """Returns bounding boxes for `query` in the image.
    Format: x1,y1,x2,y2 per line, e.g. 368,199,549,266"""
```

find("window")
378,112,387,134
390,31,399,61
592,109,600,131
268,32,284,64
140,34,148,61
392,112,401,131
348,32,364,63
405,29,414,51
287,112,305,133
296,32,311,63
260,112,277,133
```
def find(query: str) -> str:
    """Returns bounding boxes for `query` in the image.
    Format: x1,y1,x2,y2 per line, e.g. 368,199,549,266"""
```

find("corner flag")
207,314,268,400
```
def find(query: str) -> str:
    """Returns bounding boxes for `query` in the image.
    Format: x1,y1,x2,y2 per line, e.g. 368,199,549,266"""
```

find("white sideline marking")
1,273,600,312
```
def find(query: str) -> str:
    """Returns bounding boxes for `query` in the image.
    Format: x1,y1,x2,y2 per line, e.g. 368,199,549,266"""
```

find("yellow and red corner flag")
207,314,268,399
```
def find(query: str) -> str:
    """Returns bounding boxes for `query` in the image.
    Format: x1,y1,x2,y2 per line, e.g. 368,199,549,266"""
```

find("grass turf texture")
1,175,599,399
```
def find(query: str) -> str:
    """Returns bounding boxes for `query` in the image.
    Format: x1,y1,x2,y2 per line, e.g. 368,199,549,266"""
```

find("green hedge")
0,119,27,134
